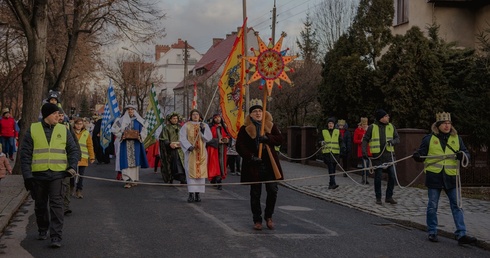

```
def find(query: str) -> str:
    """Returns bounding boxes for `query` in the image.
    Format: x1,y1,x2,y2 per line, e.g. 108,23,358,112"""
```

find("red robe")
206,124,229,180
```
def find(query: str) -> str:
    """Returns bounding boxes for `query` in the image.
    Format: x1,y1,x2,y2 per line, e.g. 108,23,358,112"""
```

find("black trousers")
250,182,278,223
30,178,65,238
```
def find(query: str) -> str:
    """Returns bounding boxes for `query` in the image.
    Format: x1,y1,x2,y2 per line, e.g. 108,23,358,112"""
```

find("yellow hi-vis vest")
424,135,459,175
31,123,68,172
78,130,90,159
370,124,394,153
321,129,340,154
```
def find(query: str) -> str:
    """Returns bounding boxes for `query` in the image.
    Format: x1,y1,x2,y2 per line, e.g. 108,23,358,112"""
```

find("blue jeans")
374,166,395,199
0,136,15,157
427,188,466,238
326,162,337,186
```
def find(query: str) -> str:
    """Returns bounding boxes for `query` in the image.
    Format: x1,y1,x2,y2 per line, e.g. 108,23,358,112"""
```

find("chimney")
213,38,223,46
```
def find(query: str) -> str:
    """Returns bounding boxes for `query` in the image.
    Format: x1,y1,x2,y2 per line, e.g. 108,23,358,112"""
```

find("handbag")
123,129,140,140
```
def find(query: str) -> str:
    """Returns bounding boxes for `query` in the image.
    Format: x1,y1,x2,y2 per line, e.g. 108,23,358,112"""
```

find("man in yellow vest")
412,112,477,245
20,103,81,248
361,109,399,205
321,117,345,189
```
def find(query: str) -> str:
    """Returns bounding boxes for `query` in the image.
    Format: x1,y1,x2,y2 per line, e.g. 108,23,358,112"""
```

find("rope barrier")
77,151,470,193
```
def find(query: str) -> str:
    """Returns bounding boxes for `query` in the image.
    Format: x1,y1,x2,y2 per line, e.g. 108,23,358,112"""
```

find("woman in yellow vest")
73,118,95,198
321,117,345,189
361,109,400,205
412,112,476,245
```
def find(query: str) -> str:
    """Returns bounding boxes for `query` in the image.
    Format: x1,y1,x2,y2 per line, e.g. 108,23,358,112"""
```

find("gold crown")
250,98,263,106
337,119,346,126
436,112,451,122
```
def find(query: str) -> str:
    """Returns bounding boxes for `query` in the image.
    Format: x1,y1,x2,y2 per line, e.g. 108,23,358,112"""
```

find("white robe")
179,121,212,193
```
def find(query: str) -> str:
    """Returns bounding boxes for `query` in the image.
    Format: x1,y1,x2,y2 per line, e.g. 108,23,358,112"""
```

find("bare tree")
313,0,359,57
3,0,165,173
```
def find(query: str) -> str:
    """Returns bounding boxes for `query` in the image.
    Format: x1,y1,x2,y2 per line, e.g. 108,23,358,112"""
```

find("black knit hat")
327,117,336,124
249,105,263,114
42,103,60,119
375,109,388,121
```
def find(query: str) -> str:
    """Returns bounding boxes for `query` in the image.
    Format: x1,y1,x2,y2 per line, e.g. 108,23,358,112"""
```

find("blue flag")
100,81,120,152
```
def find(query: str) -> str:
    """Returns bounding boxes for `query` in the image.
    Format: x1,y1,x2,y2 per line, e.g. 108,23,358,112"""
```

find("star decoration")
244,32,297,96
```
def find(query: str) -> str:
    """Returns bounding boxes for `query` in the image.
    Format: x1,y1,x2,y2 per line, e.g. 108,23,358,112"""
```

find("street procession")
0,0,489,257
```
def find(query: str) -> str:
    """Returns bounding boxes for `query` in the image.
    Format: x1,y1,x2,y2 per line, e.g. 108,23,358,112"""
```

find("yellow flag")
218,19,246,138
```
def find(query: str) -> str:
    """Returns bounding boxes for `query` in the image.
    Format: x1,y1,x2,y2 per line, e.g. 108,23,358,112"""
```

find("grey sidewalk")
0,174,29,233
279,160,490,249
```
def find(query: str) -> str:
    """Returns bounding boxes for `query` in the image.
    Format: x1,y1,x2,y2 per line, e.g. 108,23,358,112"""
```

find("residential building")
153,39,202,115
392,0,490,50
173,28,258,118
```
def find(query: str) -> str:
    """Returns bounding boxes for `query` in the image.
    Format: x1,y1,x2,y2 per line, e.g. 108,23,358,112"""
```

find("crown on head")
436,112,451,122
337,119,346,126
250,98,263,106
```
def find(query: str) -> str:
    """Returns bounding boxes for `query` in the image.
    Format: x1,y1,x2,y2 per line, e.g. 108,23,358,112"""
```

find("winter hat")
47,91,60,102
249,105,263,114
375,109,388,121
41,103,60,119
327,117,336,124
435,112,451,127
1,108,9,116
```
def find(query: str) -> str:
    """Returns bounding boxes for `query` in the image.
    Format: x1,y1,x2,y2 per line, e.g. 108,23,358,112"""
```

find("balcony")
427,0,489,7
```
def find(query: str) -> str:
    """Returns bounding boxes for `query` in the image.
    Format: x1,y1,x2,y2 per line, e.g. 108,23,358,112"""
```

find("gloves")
258,135,268,143
250,156,262,164
456,151,463,160
67,168,77,178
200,123,205,133
188,146,195,152
412,151,424,162
387,140,394,145
320,141,327,146
24,178,34,191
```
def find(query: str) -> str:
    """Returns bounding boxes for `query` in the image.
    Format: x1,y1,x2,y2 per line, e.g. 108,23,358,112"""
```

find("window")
394,0,409,25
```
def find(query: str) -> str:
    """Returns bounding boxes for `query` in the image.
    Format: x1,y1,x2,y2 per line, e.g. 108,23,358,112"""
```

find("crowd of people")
5,90,477,248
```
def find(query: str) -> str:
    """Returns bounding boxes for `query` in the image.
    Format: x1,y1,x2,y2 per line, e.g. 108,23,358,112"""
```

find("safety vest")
31,123,68,172
321,129,340,154
370,124,394,153
424,135,459,175
78,130,90,159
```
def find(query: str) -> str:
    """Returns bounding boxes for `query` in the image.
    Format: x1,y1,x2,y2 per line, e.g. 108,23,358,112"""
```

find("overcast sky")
154,0,323,54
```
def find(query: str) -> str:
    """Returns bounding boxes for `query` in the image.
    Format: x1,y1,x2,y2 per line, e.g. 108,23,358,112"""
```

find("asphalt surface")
1,156,490,254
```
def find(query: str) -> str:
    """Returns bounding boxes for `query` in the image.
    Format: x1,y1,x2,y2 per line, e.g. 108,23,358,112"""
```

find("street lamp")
121,47,142,107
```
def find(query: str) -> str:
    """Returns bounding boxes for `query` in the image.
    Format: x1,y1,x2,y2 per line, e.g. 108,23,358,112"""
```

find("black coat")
236,112,283,182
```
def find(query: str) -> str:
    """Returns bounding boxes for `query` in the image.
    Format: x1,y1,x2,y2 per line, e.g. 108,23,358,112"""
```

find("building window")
394,0,408,26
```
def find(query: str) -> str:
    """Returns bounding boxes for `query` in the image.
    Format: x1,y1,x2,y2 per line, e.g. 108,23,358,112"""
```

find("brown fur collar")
244,111,273,138
431,122,458,136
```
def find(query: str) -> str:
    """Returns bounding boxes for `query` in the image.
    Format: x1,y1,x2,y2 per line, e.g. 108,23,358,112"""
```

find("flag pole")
243,0,249,116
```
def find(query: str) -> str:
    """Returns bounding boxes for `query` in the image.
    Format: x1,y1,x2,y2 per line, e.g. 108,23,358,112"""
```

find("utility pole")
183,40,189,116
272,0,277,43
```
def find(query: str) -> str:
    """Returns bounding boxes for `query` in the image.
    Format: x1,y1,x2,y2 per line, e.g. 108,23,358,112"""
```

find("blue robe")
119,118,149,170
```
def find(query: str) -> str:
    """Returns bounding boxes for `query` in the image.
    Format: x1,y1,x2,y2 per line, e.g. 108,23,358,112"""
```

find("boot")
217,178,223,190
76,189,83,199
187,193,194,203
194,192,201,202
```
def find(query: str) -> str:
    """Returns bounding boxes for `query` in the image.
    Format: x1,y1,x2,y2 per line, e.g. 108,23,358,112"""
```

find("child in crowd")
0,143,13,185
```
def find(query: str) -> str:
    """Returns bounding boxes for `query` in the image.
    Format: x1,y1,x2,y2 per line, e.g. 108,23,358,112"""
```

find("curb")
0,189,29,233
281,182,490,251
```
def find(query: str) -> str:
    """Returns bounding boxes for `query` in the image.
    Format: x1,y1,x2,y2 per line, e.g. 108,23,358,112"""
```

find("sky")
152,0,324,55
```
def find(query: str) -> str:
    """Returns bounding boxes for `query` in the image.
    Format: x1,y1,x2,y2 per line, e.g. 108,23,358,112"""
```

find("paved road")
0,162,489,257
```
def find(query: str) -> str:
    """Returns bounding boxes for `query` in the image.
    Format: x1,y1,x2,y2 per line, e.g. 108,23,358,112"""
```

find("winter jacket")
20,120,81,181
75,129,95,167
0,117,18,138
236,112,283,182
414,123,469,190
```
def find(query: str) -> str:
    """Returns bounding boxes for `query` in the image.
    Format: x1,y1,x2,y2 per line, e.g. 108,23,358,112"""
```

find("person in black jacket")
236,105,283,231
21,103,81,248
412,112,477,245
